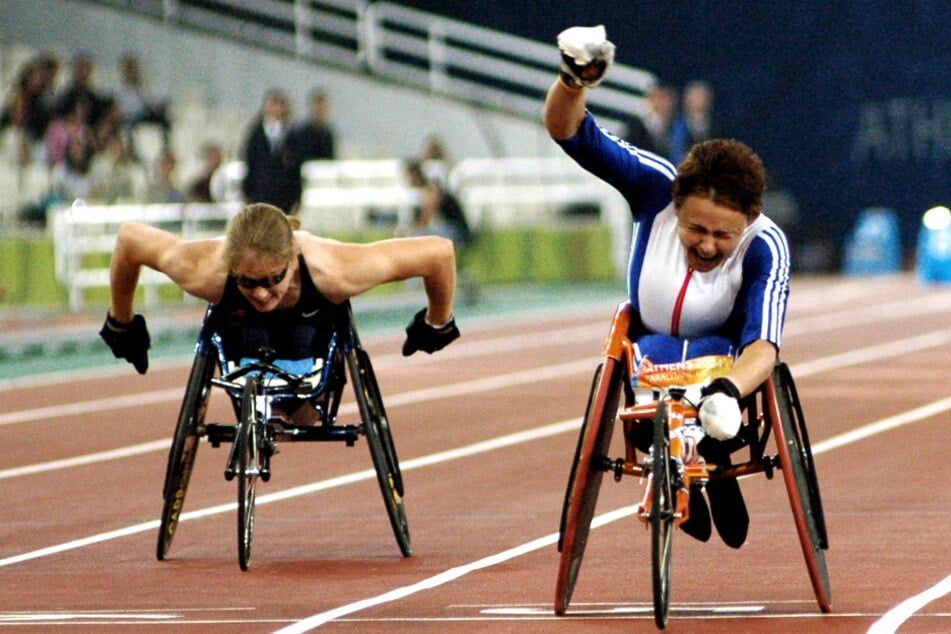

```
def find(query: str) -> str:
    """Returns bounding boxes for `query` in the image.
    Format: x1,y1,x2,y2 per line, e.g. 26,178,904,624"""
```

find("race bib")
632,333,735,388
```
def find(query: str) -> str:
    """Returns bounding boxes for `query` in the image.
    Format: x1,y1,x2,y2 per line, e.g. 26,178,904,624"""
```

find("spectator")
624,83,679,159
89,133,145,203
670,80,721,165
185,142,224,202
401,159,478,303
50,134,95,205
45,98,91,167
54,53,110,130
1,54,60,159
401,159,471,248
112,52,171,149
241,89,301,214
143,150,185,203
291,88,335,162
0,84,35,167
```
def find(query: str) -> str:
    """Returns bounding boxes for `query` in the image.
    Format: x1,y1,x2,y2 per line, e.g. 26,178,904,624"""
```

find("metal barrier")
49,201,243,311
49,157,629,310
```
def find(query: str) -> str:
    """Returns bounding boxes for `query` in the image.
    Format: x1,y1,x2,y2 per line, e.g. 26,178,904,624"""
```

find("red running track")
1,275,949,633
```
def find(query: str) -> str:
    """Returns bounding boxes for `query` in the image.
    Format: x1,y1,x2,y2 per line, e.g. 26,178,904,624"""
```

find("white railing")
50,158,631,310
87,0,654,127
49,201,243,310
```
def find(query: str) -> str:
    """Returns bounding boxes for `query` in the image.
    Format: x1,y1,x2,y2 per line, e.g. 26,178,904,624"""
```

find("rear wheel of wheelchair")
555,358,622,615
650,400,674,630
348,348,412,557
157,350,214,561
769,363,832,612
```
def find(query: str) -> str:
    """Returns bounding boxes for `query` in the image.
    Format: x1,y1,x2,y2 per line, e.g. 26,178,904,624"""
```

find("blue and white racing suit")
555,113,791,360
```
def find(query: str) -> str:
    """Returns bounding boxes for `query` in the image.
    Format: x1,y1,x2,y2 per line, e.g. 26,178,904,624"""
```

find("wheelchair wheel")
157,350,215,561
650,400,674,630
555,359,622,615
236,376,260,571
347,348,412,557
769,363,832,612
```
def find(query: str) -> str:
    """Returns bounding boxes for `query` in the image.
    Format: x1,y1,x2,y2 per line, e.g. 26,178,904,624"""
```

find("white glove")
557,25,616,88
698,392,742,440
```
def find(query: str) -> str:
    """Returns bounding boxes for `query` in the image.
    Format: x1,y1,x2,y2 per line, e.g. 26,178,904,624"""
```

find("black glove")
99,312,151,374
402,308,460,356
700,377,741,401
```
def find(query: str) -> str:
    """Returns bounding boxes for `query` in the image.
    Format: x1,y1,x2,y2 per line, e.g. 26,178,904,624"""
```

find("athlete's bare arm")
297,232,456,325
109,223,228,322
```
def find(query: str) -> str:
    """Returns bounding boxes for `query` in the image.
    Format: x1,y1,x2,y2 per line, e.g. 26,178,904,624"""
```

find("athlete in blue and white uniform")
545,25,792,547
557,114,790,355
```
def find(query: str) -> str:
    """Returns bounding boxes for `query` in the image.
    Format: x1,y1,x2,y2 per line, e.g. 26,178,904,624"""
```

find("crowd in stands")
623,80,720,167
0,48,337,227
1,46,740,237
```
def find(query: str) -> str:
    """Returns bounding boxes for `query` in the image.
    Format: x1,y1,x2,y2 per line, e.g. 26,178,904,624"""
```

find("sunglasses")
232,265,289,290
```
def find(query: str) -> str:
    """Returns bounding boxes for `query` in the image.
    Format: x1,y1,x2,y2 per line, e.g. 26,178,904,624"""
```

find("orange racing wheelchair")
156,301,409,570
555,301,831,629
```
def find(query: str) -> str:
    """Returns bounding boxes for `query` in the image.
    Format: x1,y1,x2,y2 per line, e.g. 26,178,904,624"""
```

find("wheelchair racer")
545,26,791,548
99,202,461,392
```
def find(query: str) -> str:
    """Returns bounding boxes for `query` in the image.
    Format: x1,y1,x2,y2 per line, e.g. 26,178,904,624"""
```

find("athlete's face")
232,251,295,312
676,195,750,273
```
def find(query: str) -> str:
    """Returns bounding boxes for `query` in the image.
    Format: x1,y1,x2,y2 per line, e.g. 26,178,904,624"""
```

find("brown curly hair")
224,203,301,270
672,139,765,218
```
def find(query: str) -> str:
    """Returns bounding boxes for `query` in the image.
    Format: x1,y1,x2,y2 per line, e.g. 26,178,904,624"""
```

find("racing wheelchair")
555,301,831,629
155,301,410,570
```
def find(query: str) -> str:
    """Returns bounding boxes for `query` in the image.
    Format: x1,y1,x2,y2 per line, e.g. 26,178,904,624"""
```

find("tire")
236,376,260,571
157,350,215,561
769,363,832,613
347,348,412,557
650,399,674,630
554,359,622,615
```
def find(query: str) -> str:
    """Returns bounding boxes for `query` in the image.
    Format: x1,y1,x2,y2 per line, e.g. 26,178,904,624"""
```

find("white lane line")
0,322,605,391
868,573,951,633
0,358,593,480
272,395,951,632
0,418,580,569
5,325,950,478
789,329,951,378
0,439,169,480
271,505,636,634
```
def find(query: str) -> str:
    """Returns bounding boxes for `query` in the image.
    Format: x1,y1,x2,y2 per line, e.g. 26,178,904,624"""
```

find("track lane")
0,277,949,632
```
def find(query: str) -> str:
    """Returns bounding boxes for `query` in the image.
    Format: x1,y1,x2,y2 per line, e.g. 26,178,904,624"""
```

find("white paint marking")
867,573,951,634
0,419,580,569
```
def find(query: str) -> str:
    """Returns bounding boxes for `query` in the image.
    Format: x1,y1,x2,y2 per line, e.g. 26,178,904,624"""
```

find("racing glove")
99,312,151,374
402,308,460,356
557,25,616,89
698,377,742,440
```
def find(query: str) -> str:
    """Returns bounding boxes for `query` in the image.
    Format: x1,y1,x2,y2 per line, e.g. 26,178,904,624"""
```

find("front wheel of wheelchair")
555,358,622,615
769,363,832,613
650,400,674,630
347,348,412,557
236,376,260,571
157,350,215,561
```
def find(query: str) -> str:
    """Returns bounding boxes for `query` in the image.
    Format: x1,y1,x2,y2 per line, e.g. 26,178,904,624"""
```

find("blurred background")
0,0,948,318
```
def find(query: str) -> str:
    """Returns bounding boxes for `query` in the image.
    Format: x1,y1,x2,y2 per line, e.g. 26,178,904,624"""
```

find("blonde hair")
224,203,300,270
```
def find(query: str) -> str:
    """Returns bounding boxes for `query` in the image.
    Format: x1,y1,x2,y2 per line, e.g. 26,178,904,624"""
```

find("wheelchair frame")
155,301,410,570
554,301,831,629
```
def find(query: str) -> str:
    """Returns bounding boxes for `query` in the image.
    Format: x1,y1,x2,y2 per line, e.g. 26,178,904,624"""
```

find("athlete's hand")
99,312,151,374
557,25,616,89
699,378,742,440
402,308,460,356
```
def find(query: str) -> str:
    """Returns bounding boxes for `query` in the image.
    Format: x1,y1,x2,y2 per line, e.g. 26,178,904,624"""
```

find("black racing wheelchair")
156,301,410,570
